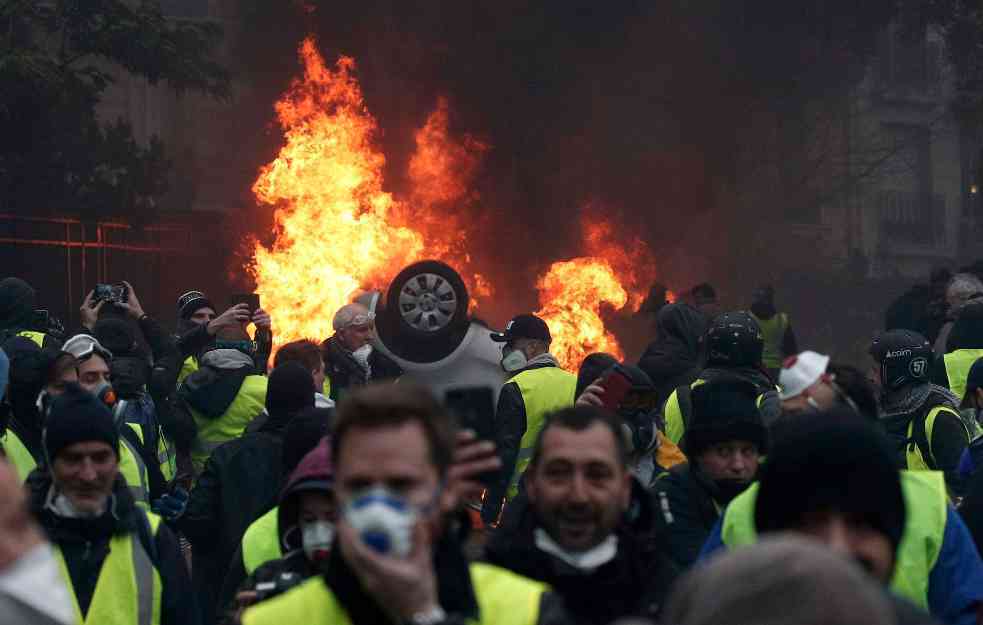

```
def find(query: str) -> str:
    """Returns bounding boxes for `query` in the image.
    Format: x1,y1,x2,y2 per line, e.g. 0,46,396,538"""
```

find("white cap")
779,351,830,400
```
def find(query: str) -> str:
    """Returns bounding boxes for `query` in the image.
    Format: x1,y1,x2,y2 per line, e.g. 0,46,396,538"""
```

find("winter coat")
484,480,678,625
26,471,199,625
651,462,729,569
320,336,402,402
638,303,707,406
217,438,333,618
176,418,290,625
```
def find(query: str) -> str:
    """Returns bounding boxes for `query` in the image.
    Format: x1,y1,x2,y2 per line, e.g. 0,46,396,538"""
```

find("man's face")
189,307,216,326
339,323,374,352
336,421,441,526
51,441,118,515
47,366,78,398
526,422,631,552
697,441,759,482
299,490,337,525
77,355,111,394
798,510,896,583
312,361,326,394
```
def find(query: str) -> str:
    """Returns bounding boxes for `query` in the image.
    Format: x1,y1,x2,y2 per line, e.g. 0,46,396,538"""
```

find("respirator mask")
342,485,439,558
301,520,335,563
501,345,528,373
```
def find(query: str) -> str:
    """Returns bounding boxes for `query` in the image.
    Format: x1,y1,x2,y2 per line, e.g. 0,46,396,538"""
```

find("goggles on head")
62,334,113,364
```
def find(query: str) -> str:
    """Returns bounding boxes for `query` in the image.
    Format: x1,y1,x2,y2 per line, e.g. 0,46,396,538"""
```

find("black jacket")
484,480,678,625
638,303,707,406
175,420,288,625
960,467,983,558
320,336,402,402
483,360,561,524
27,471,199,625
651,462,728,569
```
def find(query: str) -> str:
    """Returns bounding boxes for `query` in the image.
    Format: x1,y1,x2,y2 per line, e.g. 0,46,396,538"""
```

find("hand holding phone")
231,293,260,315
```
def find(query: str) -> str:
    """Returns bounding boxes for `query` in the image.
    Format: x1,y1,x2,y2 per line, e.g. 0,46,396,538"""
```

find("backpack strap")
134,507,160,570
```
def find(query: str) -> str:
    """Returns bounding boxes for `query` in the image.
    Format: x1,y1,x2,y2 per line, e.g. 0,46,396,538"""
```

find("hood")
200,348,254,370
640,304,706,377
178,357,253,419
0,278,36,331
277,438,334,550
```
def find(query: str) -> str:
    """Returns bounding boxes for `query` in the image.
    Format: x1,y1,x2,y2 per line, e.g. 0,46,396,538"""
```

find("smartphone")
31,309,49,331
94,283,127,304
599,365,633,411
231,293,260,314
444,386,499,488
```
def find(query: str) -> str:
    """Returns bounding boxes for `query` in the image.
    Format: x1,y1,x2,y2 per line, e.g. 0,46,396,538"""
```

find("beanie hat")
282,408,332,475
266,361,316,425
755,414,905,555
177,290,214,320
43,383,120,462
683,378,768,457
0,277,36,330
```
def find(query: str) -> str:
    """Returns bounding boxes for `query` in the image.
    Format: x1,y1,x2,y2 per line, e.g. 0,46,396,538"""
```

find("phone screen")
444,386,499,488
231,293,260,314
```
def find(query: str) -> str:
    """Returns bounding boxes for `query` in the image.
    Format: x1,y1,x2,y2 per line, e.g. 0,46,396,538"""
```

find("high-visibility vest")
120,424,151,509
507,367,577,499
242,507,281,575
664,379,775,446
242,562,548,625
0,428,37,482
54,511,163,625
943,349,983,402
17,330,47,348
750,313,789,371
904,405,968,472
155,428,176,483
720,471,947,610
190,375,267,473
177,356,198,386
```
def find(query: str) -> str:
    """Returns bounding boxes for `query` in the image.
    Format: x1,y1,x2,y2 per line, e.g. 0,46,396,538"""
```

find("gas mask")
501,346,528,373
342,485,437,558
92,380,117,409
352,344,373,365
301,520,335,563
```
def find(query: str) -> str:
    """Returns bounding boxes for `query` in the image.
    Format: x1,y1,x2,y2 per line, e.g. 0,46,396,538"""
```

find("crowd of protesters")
1,270,983,625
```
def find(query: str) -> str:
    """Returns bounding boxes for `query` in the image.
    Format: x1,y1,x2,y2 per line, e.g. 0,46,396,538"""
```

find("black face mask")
713,478,752,505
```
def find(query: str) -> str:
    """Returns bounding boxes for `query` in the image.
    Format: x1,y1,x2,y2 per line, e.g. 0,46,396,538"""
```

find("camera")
252,571,305,603
94,283,128,305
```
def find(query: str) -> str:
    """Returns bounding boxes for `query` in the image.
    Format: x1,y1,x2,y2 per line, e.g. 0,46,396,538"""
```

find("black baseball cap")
490,314,551,344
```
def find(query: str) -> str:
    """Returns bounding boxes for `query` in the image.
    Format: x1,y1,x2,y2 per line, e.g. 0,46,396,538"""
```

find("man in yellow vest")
484,314,577,524
932,301,983,406
749,285,798,381
239,383,566,625
27,384,199,625
871,329,969,495
0,277,63,350
700,418,983,625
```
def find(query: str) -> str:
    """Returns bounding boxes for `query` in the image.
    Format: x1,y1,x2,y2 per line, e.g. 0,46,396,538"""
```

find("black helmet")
704,311,764,368
869,329,932,391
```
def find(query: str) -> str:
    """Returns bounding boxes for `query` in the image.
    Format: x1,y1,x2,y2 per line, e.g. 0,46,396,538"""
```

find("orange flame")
250,39,487,344
536,214,661,371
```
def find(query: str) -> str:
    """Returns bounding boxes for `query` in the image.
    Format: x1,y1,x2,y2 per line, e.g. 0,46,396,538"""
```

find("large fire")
250,38,664,368
250,39,487,343
535,216,659,370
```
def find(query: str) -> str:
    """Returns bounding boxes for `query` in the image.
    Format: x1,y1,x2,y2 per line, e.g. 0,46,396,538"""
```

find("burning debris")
250,38,666,370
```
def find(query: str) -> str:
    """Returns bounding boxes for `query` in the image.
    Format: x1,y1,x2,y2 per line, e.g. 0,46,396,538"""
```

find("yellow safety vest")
242,507,281,575
177,356,198,386
16,330,47,348
120,424,151,509
190,375,267,473
0,429,37,482
156,428,176,483
242,562,548,625
54,511,163,625
720,471,947,610
750,313,789,371
507,367,577,499
944,349,983,402
904,405,966,472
